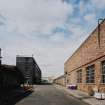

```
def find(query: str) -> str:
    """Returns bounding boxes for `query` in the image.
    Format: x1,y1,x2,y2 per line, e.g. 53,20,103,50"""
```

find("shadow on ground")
0,87,33,105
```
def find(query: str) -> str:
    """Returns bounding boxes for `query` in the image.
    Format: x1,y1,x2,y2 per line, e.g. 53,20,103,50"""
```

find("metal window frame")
77,69,82,83
86,65,95,83
101,61,105,83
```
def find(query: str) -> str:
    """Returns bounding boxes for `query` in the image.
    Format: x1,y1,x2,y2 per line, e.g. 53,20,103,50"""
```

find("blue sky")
0,0,105,77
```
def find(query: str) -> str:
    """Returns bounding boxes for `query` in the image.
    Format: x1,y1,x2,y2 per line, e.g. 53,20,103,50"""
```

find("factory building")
53,75,66,86
64,20,105,95
16,56,41,84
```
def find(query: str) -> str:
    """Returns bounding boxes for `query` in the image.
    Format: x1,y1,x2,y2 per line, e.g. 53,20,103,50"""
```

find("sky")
0,0,105,77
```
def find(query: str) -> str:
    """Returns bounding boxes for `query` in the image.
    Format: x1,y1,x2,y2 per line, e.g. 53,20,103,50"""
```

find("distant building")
16,56,41,84
42,76,55,83
53,75,66,86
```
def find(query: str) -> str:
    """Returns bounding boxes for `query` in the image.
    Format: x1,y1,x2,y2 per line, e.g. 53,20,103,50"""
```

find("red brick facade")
64,20,105,94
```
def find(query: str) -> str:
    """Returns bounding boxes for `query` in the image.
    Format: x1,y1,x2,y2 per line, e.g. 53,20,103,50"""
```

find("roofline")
16,55,33,58
64,19,105,65
54,74,65,80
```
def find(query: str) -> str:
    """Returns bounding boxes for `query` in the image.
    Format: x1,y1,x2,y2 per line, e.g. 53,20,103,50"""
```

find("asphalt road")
16,85,88,105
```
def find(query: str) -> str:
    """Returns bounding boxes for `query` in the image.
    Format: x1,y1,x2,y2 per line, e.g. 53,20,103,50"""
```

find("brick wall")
64,20,105,94
65,20,105,75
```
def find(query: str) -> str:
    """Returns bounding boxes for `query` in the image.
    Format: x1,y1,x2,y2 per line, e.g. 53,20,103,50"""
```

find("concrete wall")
64,20,105,94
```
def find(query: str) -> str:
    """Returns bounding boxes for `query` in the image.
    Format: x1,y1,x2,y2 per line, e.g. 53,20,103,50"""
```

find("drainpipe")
98,18,105,48
97,18,105,92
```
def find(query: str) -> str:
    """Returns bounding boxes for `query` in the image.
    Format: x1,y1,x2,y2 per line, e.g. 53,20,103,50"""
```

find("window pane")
86,65,95,83
101,61,105,83
77,70,82,83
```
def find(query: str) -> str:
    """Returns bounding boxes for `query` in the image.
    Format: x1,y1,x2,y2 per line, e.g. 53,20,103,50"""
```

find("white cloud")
0,24,88,77
84,13,96,22
0,0,73,34
91,0,105,10
50,32,67,43
79,1,86,15
0,0,97,77
0,0,75,77
0,34,66,77
68,24,86,39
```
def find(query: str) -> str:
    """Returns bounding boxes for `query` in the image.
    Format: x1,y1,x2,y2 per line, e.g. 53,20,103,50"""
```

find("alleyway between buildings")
15,85,88,105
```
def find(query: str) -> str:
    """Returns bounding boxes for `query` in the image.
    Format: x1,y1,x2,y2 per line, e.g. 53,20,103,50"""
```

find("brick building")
64,20,105,94
53,75,66,86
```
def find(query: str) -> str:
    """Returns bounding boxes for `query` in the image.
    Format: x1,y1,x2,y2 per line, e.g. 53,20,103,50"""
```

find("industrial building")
53,75,66,86
16,56,41,84
64,19,105,95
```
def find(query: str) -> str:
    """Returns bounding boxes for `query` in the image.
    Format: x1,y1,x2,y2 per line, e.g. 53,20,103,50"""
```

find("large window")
86,65,95,83
77,69,82,83
101,61,105,83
